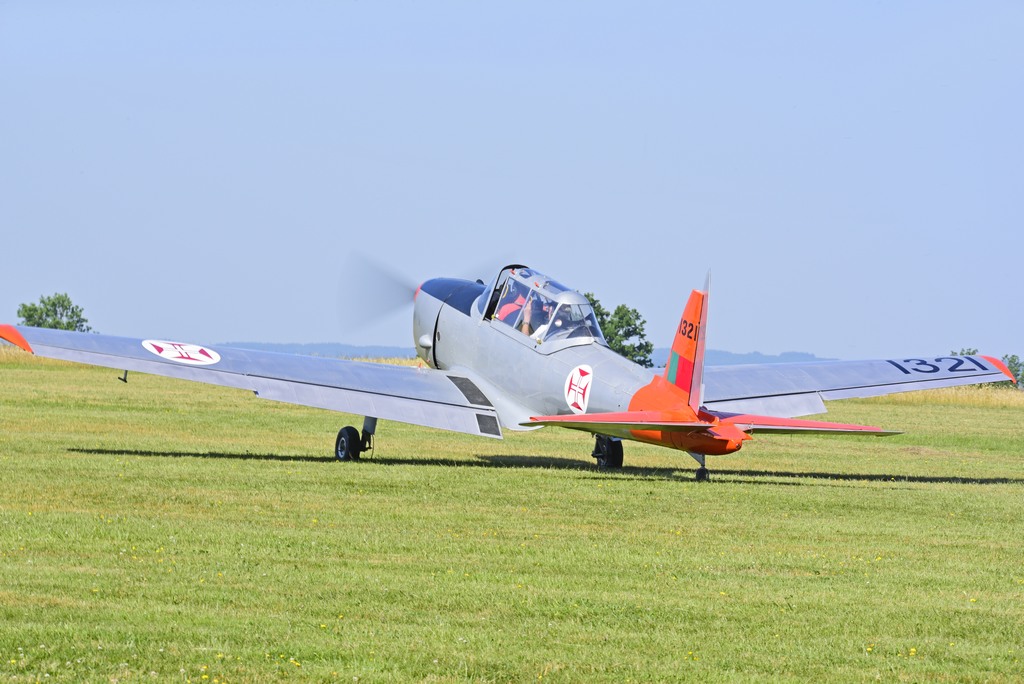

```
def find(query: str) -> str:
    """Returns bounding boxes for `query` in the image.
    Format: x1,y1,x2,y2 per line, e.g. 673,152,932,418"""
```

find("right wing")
1,325,502,438
702,355,1015,418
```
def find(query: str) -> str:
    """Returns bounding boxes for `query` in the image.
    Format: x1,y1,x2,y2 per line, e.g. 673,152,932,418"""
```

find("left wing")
701,355,1015,417
0,325,503,438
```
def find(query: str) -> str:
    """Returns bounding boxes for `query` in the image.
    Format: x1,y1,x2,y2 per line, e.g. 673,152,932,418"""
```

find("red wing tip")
981,355,1017,383
0,325,33,353
721,413,896,435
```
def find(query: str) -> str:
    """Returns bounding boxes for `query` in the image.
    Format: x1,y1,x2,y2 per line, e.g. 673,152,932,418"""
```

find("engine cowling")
412,278,486,368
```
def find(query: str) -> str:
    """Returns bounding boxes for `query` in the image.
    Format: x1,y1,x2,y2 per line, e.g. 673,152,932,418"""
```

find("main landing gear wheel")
592,435,624,469
335,426,362,461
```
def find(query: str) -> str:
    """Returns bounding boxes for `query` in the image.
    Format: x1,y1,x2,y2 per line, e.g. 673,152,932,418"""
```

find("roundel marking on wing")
142,340,222,366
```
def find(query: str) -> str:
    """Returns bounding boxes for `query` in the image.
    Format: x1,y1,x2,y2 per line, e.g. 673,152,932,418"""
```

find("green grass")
1,347,1023,682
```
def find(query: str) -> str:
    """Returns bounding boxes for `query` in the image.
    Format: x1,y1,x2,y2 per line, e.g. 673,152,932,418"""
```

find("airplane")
1,264,1015,480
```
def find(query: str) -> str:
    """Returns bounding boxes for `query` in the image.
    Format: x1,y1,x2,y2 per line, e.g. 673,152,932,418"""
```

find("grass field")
1,346,1022,682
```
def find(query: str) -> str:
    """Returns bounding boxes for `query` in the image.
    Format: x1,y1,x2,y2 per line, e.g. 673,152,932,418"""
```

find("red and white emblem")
142,340,221,366
564,364,593,415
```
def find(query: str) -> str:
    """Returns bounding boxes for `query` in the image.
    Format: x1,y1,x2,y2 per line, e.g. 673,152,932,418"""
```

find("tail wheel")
335,426,362,461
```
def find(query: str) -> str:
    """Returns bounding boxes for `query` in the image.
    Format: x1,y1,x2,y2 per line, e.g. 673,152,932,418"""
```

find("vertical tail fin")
663,273,709,414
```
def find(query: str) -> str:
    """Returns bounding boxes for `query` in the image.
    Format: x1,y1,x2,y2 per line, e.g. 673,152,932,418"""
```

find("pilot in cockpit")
520,292,554,338
496,279,528,324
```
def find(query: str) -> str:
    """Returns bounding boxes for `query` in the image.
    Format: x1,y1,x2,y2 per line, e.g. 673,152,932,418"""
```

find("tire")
595,436,623,469
335,426,362,461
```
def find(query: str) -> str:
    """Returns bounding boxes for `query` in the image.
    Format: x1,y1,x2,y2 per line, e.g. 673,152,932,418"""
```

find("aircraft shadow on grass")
69,447,326,464
471,458,1024,486
68,448,1022,486
710,468,1024,487
68,448,600,472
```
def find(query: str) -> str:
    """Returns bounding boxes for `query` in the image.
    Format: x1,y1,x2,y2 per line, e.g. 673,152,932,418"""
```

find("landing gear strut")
688,451,710,482
335,417,377,461
592,435,623,469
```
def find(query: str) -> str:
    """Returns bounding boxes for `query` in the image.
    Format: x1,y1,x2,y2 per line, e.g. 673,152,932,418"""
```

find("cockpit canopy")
481,266,607,346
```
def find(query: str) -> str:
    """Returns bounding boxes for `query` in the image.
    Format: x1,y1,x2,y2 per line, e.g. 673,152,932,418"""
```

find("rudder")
663,274,709,414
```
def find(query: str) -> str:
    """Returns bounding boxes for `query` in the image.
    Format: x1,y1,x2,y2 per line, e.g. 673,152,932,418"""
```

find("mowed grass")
1,347,1023,682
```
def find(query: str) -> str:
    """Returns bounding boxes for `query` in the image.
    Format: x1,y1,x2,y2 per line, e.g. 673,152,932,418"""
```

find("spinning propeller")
337,252,421,326
337,251,509,328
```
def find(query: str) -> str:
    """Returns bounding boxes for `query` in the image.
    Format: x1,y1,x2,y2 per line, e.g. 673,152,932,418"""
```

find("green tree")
584,292,654,367
951,347,979,356
17,293,93,332
1000,354,1022,389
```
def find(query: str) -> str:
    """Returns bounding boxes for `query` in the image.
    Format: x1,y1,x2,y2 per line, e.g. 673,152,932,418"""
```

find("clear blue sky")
2,2,1021,360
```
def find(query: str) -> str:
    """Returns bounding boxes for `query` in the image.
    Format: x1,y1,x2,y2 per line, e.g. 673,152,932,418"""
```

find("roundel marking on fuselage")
564,364,593,414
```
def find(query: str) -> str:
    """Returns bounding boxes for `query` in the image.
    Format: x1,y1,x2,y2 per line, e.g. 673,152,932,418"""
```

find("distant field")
1,347,1022,682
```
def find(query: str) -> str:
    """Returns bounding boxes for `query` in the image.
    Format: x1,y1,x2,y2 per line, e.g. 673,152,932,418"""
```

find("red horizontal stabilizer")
525,411,710,433
0,325,33,354
720,413,899,436
525,408,897,458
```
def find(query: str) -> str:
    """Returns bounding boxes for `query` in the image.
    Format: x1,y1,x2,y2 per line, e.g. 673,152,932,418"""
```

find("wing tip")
981,355,1017,384
0,325,33,354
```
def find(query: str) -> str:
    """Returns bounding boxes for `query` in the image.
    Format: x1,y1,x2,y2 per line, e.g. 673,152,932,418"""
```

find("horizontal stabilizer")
526,410,896,437
526,411,710,434
718,413,899,436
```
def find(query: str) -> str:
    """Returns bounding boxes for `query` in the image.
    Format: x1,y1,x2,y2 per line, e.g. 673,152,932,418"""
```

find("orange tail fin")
663,274,709,414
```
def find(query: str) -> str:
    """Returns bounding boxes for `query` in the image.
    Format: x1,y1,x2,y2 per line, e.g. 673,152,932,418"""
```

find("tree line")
11,292,1022,389
17,293,92,332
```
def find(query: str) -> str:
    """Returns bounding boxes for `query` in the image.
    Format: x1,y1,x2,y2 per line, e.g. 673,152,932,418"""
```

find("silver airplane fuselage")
412,267,655,430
